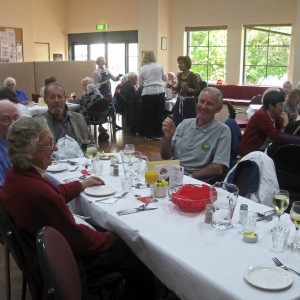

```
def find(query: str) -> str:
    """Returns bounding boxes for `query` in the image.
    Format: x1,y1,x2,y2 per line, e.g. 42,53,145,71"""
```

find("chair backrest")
87,98,109,118
226,101,236,119
0,201,27,272
267,133,300,159
114,92,127,114
272,144,300,192
36,226,82,300
226,160,260,198
225,118,242,168
250,94,262,104
225,151,279,207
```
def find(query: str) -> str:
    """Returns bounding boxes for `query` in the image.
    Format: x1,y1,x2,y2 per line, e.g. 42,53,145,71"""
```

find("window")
187,27,227,83
243,25,291,85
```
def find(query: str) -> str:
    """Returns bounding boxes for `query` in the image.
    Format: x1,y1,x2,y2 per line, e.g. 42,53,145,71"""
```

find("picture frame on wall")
53,53,63,61
161,37,167,50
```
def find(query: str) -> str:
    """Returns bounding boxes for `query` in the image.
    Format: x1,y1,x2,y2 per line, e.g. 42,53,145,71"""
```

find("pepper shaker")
204,204,214,224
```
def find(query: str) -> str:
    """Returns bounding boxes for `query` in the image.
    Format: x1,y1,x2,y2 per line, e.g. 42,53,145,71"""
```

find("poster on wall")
0,27,23,63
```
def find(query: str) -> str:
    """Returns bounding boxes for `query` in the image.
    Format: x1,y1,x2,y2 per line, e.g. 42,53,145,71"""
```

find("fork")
114,192,128,199
272,257,300,276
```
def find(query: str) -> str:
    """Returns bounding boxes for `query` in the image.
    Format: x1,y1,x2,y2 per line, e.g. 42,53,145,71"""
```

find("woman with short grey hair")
8,117,48,169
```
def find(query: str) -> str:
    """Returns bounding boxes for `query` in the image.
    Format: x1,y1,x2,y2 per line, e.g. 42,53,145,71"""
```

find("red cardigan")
239,108,280,157
0,166,114,298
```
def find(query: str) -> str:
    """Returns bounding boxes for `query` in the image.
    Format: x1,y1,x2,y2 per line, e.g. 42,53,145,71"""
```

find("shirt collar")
31,164,46,177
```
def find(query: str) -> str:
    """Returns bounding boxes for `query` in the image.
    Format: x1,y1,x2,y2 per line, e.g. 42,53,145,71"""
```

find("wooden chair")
36,226,124,300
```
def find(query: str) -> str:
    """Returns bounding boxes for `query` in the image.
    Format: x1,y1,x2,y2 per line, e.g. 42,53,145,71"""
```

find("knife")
116,207,158,216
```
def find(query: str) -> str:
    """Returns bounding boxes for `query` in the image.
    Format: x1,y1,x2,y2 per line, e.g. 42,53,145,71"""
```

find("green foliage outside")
188,26,291,86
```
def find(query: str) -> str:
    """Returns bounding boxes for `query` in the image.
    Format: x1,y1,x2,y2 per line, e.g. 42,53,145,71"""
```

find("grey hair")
3,77,16,86
128,72,137,81
199,87,223,106
81,76,94,86
8,117,49,169
282,80,293,88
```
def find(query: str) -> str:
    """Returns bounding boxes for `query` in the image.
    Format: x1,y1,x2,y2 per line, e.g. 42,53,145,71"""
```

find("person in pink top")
239,90,285,157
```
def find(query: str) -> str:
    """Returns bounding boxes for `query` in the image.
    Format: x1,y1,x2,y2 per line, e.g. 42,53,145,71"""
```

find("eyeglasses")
48,95,65,100
38,140,56,150
0,116,19,125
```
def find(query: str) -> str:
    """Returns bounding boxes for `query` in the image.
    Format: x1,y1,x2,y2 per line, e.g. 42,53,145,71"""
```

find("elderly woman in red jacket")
0,117,154,300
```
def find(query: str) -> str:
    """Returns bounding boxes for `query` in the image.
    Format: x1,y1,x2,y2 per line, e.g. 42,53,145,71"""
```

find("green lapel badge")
201,144,210,152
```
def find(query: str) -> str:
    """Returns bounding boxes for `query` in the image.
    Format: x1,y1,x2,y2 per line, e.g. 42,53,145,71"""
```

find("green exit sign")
96,24,107,31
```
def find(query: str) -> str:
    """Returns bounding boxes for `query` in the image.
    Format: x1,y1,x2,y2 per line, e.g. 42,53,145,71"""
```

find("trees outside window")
187,28,227,84
243,25,291,85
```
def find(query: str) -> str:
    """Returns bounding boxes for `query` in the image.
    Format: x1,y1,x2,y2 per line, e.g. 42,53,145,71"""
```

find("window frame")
242,24,292,86
186,26,227,84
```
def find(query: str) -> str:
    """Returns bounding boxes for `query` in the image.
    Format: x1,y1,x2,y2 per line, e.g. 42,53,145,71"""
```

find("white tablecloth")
52,158,300,300
247,104,262,119
27,103,80,116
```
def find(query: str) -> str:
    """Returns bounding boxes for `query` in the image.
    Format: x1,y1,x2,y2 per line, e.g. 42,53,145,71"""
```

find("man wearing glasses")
41,82,94,146
0,100,19,187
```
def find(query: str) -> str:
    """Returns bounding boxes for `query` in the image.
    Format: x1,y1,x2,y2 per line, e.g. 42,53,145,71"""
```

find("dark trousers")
142,93,165,139
82,238,155,300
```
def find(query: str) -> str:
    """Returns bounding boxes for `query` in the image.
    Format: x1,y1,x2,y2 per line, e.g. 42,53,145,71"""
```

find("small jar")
239,204,248,224
204,204,214,224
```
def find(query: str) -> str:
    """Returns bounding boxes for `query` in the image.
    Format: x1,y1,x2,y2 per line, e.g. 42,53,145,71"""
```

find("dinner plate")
84,185,116,197
244,266,293,291
47,163,68,173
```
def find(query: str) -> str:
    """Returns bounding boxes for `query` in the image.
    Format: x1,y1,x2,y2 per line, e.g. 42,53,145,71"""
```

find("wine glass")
144,169,159,203
272,190,290,228
86,143,98,163
124,144,135,164
288,201,300,250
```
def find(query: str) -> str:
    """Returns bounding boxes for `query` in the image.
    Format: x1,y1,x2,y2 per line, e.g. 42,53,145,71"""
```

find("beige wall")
1,0,299,84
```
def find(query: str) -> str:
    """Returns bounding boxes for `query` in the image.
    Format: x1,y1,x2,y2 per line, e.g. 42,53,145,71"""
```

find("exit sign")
96,24,107,31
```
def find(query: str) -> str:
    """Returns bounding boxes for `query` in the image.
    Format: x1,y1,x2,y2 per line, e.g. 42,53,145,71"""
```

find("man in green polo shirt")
161,87,231,183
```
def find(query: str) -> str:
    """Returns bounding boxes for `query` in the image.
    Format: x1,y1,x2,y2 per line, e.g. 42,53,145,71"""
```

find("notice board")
0,27,23,63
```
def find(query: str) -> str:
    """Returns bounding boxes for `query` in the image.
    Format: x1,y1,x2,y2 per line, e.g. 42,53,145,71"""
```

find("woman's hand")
81,176,105,190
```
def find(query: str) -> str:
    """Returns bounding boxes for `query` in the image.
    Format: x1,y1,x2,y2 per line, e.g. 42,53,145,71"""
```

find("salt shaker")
239,204,248,224
204,204,214,224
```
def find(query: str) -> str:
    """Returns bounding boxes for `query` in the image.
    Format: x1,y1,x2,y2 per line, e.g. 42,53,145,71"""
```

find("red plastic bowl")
168,184,217,212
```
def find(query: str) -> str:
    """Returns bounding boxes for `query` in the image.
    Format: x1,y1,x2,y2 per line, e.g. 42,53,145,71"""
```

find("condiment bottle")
204,204,214,224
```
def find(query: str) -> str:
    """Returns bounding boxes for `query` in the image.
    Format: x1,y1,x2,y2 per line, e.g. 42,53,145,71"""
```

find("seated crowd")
1,59,300,299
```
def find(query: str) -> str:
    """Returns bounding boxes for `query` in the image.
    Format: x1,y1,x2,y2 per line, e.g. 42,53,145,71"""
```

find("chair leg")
4,244,11,300
21,272,27,300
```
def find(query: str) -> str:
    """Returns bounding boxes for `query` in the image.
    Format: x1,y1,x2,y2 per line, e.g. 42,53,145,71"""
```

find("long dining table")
51,157,300,300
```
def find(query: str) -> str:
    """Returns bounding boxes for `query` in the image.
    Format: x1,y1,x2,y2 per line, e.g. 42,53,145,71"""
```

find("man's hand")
162,117,176,138
81,176,105,190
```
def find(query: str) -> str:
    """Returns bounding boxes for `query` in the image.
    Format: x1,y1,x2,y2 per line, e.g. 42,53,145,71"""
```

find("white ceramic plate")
84,185,116,197
244,266,293,291
47,163,68,173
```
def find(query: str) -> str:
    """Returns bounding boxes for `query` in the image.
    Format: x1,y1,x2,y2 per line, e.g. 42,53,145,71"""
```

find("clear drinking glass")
288,201,300,250
86,143,98,163
144,169,159,203
272,190,289,228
